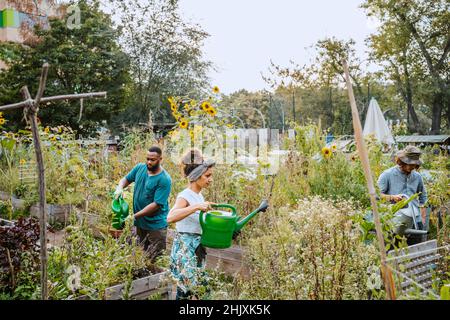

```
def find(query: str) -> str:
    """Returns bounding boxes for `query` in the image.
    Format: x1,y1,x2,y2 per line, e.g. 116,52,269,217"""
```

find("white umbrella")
363,98,395,146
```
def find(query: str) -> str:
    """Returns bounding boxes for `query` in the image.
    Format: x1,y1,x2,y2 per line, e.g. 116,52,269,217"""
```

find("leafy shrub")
233,197,381,299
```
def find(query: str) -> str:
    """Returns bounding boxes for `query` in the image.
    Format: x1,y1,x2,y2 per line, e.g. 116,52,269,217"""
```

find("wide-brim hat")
396,145,423,165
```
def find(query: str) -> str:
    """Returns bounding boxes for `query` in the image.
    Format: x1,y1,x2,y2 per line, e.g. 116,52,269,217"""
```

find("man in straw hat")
377,146,428,239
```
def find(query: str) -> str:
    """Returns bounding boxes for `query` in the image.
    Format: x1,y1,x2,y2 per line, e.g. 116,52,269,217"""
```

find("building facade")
0,1,61,69
0,0,59,43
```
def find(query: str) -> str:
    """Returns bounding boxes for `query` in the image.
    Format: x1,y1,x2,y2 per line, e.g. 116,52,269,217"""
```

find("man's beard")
148,163,160,172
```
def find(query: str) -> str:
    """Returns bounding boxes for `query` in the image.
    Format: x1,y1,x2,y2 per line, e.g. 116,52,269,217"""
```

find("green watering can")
111,196,129,230
199,200,269,249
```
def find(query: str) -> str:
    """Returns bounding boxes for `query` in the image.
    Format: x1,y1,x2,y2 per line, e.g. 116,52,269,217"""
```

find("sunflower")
190,99,197,107
44,127,50,134
201,101,212,112
189,129,194,140
331,145,337,152
212,86,220,94
183,104,191,111
168,96,176,105
0,118,5,125
207,107,217,117
19,159,26,165
322,147,332,158
170,103,177,112
50,136,57,142
0,112,3,117
179,119,189,129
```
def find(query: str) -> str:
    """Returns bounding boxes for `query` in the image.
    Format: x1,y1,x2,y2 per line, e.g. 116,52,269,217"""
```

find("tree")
106,0,212,128
363,0,450,133
0,0,131,135
221,90,270,128
368,19,423,132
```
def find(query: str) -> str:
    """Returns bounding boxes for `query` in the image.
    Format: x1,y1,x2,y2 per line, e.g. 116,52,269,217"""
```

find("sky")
178,0,379,94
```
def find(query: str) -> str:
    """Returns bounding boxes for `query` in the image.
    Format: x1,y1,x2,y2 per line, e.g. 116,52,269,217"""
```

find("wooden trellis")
0,63,106,299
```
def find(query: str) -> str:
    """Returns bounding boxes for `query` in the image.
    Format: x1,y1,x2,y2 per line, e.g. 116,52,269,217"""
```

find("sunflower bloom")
50,136,57,142
201,101,212,112
19,159,27,165
168,96,176,105
44,127,50,134
207,107,217,117
183,104,191,111
322,147,332,158
170,103,177,112
0,118,5,125
212,86,220,94
331,145,337,152
179,119,189,129
190,99,197,107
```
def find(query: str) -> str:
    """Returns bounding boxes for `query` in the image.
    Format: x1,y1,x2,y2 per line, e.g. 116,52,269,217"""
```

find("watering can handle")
211,204,237,215
199,211,205,229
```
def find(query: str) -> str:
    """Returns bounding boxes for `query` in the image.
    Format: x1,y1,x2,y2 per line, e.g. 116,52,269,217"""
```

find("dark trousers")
136,227,167,261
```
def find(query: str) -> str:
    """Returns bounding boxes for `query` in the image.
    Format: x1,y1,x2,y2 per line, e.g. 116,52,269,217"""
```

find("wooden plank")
104,271,169,300
166,229,247,275
30,203,71,224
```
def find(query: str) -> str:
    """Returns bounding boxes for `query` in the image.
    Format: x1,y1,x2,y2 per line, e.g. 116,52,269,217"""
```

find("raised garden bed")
0,190,72,224
166,229,248,277
75,270,174,300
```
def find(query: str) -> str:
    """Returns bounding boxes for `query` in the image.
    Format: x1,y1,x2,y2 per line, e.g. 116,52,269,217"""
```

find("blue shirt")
125,164,172,231
377,166,428,210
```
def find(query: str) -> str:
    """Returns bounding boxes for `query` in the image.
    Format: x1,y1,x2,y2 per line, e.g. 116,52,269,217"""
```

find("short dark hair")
148,146,162,156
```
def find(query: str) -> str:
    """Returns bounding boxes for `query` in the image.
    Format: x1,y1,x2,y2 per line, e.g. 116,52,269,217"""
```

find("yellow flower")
0,112,3,117
50,136,57,142
44,127,50,134
226,123,233,128
168,96,176,105
19,159,26,165
183,104,191,111
179,119,189,129
331,145,337,152
322,147,332,158
170,103,177,112
189,130,194,139
171,110,180,118
190,99,197,107
201,101,212,112
207,107,217,117
0,118,5,125
212,86,220,94
58,127,63,133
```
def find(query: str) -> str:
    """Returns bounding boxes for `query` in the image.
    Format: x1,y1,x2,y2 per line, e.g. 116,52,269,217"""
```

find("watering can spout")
235,199,269,232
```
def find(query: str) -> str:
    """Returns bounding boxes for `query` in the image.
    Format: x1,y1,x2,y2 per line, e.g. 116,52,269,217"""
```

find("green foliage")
233,198,382,299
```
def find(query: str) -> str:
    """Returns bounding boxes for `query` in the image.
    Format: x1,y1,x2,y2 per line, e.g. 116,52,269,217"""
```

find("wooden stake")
342,60,396,300
21,85,49,300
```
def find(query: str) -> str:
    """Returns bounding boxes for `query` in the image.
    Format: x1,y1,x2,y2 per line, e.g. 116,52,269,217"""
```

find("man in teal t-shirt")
114,146,172,260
